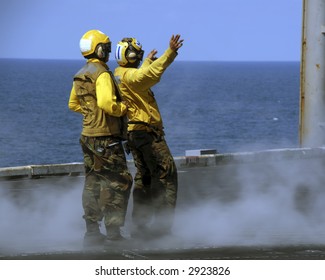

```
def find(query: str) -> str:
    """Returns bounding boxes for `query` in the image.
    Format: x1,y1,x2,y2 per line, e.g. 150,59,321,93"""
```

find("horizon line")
0,57,300,63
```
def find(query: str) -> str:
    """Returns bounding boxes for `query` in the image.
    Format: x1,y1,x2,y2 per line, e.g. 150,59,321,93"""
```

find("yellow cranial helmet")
79,30,111,57
115,38,144,67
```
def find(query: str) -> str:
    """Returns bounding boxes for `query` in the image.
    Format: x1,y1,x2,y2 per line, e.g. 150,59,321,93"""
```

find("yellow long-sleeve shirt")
69,59,127,137
114,48,177,132
69,69,127,117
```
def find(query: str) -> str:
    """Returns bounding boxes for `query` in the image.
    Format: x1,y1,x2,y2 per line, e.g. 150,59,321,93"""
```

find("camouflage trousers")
80,135,132,229
127,130,178,234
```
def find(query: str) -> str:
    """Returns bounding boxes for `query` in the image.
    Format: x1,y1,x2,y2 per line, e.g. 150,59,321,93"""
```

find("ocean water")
0,59,300,168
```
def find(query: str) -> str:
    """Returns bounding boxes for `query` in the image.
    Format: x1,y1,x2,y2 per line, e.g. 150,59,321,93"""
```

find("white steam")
0,178,84,255
1,155,325,256
174,157,325,247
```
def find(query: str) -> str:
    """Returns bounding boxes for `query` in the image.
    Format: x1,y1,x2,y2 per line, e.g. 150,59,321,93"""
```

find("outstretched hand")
147,49,158,60
146,35,183,60
170,34,184,51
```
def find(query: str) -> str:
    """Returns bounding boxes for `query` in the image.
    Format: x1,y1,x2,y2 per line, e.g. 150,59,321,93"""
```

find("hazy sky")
0,0,302,61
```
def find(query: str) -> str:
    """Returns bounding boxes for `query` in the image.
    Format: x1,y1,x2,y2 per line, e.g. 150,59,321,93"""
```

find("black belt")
128,121,162,131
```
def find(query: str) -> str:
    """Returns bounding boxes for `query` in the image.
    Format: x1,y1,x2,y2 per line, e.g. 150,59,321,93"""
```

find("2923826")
188,266,230,276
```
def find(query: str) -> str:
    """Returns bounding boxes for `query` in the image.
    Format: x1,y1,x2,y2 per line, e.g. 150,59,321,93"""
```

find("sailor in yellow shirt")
68,30,132,247
114,35,184,240
69,67,126,124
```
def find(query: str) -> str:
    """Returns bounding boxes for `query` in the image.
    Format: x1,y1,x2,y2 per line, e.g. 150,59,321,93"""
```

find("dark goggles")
136,48,144,61
102,42,111,53
129,46,144,61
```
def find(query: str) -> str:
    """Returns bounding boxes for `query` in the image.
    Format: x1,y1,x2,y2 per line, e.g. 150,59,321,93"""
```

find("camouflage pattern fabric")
127,130,178,234
80,135,132,229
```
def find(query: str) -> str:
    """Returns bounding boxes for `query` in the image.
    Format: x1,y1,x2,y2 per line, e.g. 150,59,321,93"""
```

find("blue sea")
0,59,300,168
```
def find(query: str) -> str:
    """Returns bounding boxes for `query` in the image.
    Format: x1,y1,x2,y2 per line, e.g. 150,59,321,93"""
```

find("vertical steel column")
300,0,325,147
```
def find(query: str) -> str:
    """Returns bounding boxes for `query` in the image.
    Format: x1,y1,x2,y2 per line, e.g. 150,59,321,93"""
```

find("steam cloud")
0,155,325,256
174,156,325,247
